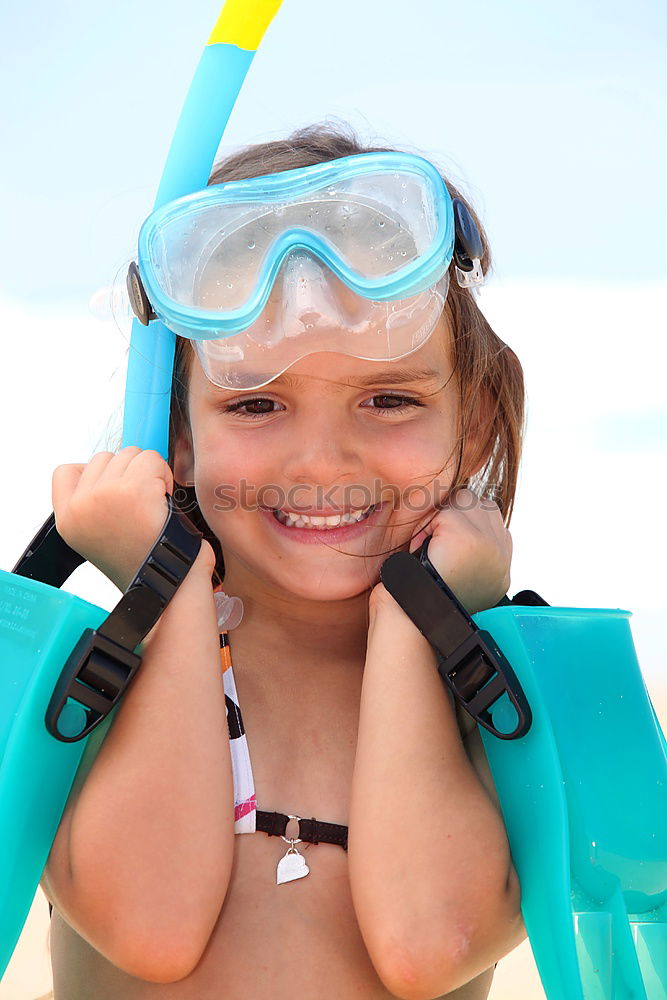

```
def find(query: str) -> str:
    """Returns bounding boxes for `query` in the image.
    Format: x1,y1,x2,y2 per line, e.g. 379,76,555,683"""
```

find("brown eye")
374,395,405,408
223,397,282,418
364,395,424,412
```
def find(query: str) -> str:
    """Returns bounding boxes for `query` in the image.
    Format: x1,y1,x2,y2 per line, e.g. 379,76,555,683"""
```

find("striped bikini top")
219,630,349,850
219,631,258,833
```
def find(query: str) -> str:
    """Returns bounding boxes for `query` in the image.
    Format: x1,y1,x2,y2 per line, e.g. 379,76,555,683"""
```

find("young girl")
43,123,527,1000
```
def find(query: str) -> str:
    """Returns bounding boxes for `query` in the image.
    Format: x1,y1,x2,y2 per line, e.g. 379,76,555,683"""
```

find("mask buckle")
452,198,485,289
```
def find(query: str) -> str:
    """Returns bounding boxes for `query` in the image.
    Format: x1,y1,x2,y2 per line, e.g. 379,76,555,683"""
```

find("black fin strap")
40,494,202,743
379,540,532,740
13,512,85,586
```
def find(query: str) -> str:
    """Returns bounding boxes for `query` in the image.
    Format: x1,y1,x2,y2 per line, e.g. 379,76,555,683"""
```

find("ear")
172,428,195,486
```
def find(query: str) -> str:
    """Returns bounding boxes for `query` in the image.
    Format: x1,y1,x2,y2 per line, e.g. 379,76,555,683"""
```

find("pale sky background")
0,3,665,997
0,0,665,687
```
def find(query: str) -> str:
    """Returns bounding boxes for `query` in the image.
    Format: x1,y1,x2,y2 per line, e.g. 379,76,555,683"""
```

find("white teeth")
273,504,376,529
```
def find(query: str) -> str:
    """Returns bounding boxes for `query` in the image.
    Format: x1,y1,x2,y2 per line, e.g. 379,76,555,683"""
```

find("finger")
97,445,144,481
121,449,174,496
468,495,507,544
450,487,480,516
52,463,87,513
450,488,503,537
76,451,116,489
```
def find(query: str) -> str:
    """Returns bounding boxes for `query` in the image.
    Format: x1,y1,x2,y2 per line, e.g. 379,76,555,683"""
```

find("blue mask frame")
133,151,455,339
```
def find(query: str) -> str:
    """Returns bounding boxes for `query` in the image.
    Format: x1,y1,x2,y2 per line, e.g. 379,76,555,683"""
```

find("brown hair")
168,122,524,579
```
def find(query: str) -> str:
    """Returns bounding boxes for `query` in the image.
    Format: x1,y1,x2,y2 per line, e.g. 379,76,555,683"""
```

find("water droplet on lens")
227,283,233,289
247,240,256,249
378,221,385,227
400,251,407,257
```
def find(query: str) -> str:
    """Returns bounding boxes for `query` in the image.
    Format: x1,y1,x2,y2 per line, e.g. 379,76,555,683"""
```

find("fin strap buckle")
41,493,202,742
379,539,532,740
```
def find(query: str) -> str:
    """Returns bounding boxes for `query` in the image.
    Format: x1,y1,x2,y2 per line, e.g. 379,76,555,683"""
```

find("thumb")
409,526,431,555
52,463,87,512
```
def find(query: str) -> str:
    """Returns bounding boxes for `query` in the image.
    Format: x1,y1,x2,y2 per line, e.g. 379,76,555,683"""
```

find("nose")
281,397,365,489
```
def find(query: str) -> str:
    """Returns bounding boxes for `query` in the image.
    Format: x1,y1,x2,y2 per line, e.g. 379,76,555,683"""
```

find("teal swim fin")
0,499,201,978
0,565,107,977
380,548,667,1000
475,604,667,1000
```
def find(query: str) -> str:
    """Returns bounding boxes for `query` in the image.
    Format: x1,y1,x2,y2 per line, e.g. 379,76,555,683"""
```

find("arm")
348,593,524,1000
42,450,234,983
42,545,234,983
349,491,525,999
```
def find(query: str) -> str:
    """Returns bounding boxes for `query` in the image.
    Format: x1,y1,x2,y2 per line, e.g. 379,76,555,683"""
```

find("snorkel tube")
0,0,283,978
122,0,283,456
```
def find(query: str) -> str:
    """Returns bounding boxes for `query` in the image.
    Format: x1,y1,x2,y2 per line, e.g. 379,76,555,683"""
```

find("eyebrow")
263,366,442,390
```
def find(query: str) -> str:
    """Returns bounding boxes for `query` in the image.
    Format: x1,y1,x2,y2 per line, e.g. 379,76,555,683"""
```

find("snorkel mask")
127,151,484,390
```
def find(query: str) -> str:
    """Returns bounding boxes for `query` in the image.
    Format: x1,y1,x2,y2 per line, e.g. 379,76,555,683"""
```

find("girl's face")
174,318,463,603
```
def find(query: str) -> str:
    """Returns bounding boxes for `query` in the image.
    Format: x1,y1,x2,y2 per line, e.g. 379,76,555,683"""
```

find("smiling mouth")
271,503,378,529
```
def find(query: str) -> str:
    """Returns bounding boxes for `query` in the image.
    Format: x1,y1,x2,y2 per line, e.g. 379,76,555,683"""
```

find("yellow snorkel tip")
208,0,283,51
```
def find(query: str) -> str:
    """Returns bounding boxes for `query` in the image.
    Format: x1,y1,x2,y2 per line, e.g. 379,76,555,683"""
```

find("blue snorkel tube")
122,0,284,456
0,0,283,978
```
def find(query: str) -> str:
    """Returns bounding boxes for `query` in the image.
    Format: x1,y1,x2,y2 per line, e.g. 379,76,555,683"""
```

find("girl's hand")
52,447,175,592
371,488,511,619
408,488,512,615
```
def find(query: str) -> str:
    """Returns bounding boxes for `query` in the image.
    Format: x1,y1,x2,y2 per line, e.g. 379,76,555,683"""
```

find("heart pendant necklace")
276,839,310,884
276,816,310,884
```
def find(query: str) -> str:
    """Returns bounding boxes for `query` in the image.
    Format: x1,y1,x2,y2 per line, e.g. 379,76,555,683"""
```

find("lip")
260,502,387,544
277,505,373,516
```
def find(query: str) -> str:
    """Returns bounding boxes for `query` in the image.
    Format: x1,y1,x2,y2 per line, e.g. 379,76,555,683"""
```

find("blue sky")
2,0,666,300
0,0,666,688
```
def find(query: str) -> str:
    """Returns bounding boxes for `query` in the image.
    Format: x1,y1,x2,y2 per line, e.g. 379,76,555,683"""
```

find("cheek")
192,427,277,521
377,418,458,487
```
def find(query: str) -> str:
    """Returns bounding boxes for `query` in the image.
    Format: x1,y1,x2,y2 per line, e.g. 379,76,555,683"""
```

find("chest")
230,649,362,823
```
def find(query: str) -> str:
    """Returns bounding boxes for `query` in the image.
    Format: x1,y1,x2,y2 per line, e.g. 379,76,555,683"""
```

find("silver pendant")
276,844,310,884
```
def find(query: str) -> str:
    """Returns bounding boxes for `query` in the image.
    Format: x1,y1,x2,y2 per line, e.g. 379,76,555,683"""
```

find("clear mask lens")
192,251,449,390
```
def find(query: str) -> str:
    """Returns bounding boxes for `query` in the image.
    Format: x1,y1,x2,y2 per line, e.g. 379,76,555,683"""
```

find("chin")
271,569,379,603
